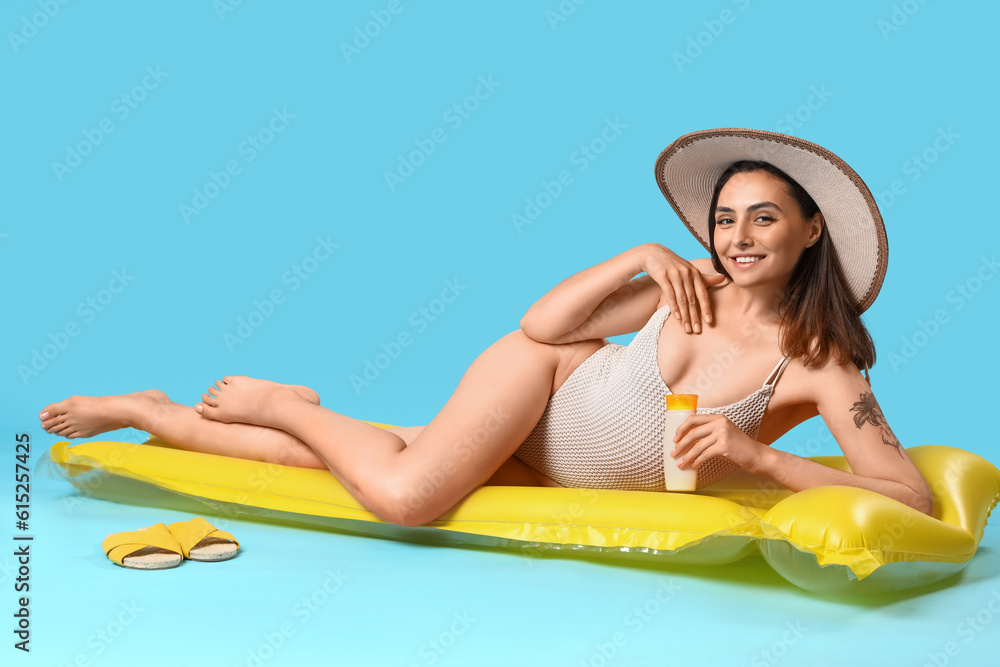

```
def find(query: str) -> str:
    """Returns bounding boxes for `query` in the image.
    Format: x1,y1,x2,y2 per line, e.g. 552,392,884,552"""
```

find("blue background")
2,1,998,665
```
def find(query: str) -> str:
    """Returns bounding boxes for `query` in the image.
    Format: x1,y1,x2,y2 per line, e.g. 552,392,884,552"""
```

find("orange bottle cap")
665,394,698,411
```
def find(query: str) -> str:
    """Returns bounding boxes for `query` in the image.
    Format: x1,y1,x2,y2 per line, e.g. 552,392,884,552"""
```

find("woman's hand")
637,243,725,334
670,413,767,474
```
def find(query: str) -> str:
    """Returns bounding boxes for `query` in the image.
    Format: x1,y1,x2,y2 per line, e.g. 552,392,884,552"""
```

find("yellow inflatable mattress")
43,426,999,596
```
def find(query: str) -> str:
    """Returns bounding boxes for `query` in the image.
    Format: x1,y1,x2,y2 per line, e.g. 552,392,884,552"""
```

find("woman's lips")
730,255,764,270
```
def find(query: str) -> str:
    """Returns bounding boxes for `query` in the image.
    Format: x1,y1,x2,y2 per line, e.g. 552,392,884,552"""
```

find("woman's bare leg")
39,395,550,482
38,387,329,469
380,425,562,487
41,331,599,525
195,330,587,526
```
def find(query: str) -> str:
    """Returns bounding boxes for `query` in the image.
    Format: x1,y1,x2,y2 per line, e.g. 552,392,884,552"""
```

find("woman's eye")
716,216,773,225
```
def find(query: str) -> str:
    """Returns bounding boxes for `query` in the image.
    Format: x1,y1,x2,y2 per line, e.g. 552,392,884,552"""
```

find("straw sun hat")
654,128,888,313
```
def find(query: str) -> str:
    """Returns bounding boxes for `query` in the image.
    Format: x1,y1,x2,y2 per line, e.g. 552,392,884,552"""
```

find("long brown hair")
707,160,876,372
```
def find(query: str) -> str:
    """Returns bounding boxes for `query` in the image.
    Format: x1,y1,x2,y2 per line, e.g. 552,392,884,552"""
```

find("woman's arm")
756,447,933,515
671,361,934,516
520,243,722,344
765,361,934,515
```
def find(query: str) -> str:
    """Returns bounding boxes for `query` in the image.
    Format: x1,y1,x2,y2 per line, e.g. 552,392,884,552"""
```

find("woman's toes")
42,414,62,430
197,402,222,422
40,400,68,422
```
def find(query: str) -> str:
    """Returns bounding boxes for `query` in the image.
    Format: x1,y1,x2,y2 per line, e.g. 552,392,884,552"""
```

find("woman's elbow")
519,318,547,343
519,316,565,344
910,482,935,517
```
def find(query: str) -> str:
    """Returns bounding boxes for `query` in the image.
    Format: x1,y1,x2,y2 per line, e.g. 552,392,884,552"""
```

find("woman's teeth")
734,256,762,264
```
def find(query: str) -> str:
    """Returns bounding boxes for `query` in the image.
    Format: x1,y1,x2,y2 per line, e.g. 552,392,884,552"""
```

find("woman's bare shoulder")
760,355,862,440
779,353,866,405
689,257,730,283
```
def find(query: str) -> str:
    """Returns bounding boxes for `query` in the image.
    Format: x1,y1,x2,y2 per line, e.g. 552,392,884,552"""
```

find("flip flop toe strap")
102,523,183,566
168,517,240,558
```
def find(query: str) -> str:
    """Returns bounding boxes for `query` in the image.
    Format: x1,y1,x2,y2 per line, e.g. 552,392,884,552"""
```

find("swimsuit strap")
762,355,792,389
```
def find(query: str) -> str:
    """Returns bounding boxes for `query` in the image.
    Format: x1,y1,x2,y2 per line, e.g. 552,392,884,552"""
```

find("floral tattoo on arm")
850,392,903,458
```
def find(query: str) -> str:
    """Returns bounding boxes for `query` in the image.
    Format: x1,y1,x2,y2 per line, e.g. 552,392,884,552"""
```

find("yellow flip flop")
167,517,240,562
102,523,184,570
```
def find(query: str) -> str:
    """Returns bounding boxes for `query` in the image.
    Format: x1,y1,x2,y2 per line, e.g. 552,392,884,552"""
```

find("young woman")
38,128,934,526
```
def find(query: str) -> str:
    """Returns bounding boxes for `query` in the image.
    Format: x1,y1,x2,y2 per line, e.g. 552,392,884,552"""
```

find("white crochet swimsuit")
514,304,791,490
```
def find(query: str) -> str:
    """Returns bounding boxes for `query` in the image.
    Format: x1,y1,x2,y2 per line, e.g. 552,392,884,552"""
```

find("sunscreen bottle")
663,394,698,492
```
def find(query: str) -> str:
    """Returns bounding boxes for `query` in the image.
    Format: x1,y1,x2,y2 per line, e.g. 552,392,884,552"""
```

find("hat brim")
654,128,887,313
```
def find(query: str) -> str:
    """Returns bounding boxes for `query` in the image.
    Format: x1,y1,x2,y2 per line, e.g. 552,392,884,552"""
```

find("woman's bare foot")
196,376,308,426
39,389,170,439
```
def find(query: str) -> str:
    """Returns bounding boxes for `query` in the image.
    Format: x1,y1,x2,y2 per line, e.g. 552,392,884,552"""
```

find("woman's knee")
363,477,443,526
361,459,474,527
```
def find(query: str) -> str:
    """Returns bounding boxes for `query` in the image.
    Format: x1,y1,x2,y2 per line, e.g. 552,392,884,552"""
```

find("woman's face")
713,170,823,293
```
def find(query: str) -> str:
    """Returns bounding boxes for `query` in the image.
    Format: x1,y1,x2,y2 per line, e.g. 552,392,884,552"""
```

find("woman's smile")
729,254,766,269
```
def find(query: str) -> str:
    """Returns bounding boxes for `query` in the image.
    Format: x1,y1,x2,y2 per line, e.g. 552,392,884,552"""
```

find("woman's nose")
734,220,754,247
